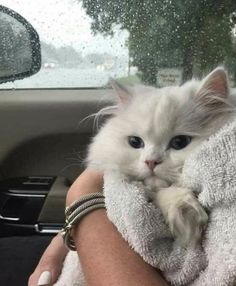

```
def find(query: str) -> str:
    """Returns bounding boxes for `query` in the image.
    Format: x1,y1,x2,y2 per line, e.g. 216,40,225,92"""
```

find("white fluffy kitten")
86,67,234,246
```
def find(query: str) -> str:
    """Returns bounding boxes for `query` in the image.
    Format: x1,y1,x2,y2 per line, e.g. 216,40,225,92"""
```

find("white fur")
86,68,235,245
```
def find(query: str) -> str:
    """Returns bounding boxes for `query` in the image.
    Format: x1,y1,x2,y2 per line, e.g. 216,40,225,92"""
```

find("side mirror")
0,5,41,84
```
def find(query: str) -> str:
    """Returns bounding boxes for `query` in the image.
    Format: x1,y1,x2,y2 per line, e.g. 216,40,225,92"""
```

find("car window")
0,0,236,89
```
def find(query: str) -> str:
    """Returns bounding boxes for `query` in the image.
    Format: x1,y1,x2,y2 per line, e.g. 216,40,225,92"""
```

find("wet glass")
0,0,235,88
0,12,32,78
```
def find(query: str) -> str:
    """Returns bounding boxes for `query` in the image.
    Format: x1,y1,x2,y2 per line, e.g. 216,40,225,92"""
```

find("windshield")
1,0,236,89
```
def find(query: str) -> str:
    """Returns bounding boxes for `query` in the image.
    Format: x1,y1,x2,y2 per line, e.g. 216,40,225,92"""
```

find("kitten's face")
87,68,232,183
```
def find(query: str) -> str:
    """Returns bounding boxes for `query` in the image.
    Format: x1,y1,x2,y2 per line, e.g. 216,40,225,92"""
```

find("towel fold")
54,119,236,286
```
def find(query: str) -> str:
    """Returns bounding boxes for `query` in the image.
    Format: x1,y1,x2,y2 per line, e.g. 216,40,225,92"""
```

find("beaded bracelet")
61,192,106,250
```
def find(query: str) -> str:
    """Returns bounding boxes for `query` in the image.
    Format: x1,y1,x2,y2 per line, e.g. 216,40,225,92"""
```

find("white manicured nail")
37,271,52,285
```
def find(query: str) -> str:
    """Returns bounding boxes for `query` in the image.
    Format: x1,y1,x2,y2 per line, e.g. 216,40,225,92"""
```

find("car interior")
0,4,113,285
0,1,236,285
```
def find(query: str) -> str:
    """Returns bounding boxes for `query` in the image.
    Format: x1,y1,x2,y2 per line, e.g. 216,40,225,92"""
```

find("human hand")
28,234,68,286
28,169,103,285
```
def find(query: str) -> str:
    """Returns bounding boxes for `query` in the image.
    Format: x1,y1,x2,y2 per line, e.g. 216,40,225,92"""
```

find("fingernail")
37,271,51,285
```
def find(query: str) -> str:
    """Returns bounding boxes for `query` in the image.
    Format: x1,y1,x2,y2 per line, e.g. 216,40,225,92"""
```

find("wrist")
62,192,106,250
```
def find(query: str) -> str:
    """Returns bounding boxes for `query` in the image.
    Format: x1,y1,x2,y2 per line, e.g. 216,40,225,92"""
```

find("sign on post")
157,68,182,87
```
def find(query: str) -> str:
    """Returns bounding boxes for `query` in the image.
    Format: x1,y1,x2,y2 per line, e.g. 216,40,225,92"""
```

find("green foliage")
81,0,236,84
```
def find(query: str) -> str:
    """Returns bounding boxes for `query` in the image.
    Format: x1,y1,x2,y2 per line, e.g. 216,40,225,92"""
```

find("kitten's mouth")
148,172,156,177
144,171,159,181
148,168,159,177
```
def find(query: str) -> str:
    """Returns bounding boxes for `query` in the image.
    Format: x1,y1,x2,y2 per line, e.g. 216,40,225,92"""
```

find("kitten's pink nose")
145,160,161,171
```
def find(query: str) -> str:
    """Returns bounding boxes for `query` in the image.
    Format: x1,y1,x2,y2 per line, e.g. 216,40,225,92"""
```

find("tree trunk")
182,45,194,83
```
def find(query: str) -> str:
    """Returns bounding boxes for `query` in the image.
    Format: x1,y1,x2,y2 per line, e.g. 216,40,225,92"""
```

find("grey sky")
1,0,129,56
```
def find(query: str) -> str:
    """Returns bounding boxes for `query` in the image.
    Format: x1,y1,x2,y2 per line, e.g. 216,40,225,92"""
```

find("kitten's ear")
195,67,229,106
110,78,132,105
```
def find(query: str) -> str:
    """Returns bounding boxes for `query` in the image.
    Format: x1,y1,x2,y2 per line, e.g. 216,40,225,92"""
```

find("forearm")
30,170,168,286
72,208,168,286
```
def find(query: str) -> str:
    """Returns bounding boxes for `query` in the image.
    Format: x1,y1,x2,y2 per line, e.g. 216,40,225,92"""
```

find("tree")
41,42,82,68
80,0,236,84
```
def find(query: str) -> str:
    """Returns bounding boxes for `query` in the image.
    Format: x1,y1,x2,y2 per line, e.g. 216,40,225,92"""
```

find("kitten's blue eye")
128,136,144,148
169,135,192,150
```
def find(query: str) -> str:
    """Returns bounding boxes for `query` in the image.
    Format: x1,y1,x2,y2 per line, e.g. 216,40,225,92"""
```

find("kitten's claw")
155,187,208,247
168,197,208,247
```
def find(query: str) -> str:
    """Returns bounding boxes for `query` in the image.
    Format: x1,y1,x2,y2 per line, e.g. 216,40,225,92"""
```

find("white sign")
157,68,182,87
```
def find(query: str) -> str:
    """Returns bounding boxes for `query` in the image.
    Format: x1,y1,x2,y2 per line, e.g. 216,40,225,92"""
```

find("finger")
28,234,68,286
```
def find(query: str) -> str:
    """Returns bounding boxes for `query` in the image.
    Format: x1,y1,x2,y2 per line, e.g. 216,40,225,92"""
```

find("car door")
0,4,114,285
0,2,116,237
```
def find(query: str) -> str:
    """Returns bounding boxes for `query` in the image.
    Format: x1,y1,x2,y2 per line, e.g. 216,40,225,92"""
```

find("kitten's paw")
143,177,169,202
156,188,208,247
168,196,208,247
